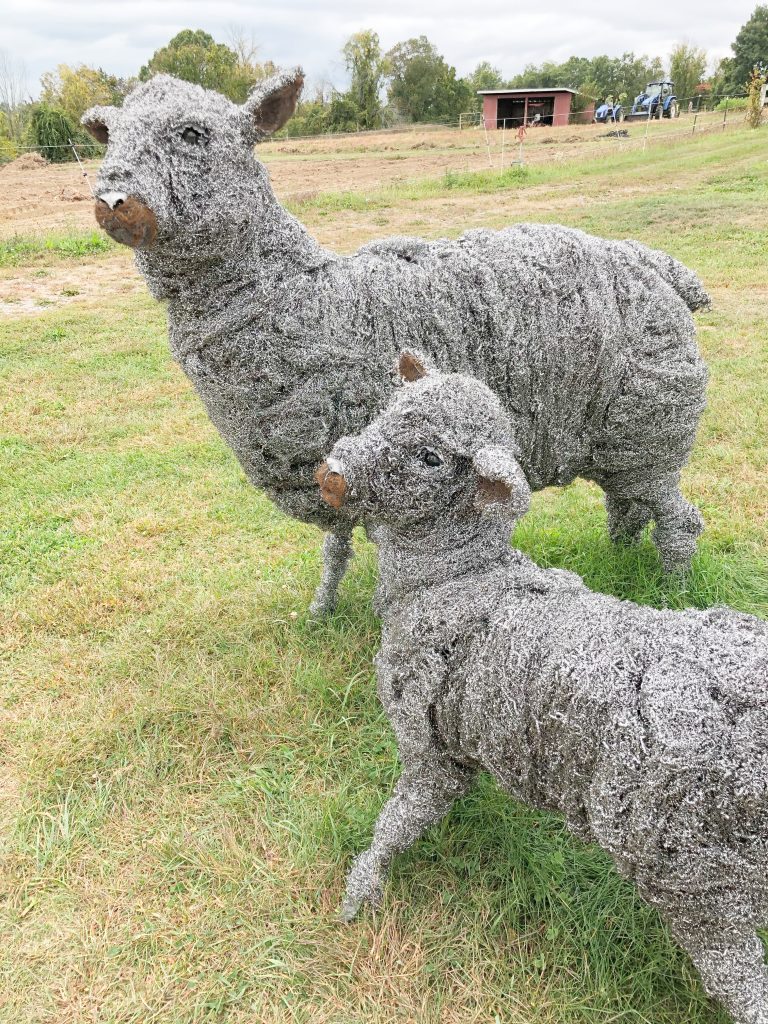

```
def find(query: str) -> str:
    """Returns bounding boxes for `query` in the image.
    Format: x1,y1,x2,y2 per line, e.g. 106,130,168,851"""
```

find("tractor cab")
627,80,679,120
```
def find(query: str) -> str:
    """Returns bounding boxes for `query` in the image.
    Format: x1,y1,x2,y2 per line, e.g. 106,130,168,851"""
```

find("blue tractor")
626,81,680,120
593,97,624,123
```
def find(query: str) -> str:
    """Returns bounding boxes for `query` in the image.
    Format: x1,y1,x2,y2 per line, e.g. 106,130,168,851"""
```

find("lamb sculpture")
83,70,710,614
316,355,768,1024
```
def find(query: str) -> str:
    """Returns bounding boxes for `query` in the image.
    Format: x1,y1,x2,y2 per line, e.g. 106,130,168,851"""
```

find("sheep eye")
181,127,206,146
420,449,443,468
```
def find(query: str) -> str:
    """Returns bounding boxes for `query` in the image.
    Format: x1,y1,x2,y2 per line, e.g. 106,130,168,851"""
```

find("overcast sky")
0,0,753,96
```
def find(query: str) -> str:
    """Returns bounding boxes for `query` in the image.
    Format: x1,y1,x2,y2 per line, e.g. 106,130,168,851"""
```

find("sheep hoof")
308,595,336,618
337,899,363,924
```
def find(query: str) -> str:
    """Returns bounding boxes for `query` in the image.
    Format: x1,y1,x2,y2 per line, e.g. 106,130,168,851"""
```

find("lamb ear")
472,444,530,518
242,68,304,138
81,105,116,144
397,349,434,382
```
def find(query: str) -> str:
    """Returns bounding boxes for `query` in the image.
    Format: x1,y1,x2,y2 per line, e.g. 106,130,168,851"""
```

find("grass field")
1,126,767,1023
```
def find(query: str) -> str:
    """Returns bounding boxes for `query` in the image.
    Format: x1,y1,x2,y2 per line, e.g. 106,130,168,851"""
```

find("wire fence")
0,94,762,187
0,91,758,162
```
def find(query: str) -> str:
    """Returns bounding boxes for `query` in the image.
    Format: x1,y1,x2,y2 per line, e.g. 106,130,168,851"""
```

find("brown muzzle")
95,194,158,249
315,462,348,509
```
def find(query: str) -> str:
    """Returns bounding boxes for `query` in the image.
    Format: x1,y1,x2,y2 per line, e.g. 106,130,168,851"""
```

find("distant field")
0,106,743,238
1,126,766,1023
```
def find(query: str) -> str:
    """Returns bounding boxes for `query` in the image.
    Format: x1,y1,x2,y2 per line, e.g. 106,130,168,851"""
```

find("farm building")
478,88,592,128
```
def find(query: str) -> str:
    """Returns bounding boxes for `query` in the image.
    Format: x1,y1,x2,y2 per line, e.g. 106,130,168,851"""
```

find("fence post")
722,100,728,132
483,116,495,166
500,118,506,172
643,101,652,151
692,112,698,135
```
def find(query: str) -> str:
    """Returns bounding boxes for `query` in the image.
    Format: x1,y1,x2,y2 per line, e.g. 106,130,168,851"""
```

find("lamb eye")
181,127,205,146
421,449,443,468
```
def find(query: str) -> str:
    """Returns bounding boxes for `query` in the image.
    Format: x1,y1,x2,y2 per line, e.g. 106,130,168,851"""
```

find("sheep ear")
81,106,115,144
472,444,530,518
242,68,304,138
397,349,432,382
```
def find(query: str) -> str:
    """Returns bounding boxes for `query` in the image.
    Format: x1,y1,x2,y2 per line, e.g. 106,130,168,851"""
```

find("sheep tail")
623,240,711,312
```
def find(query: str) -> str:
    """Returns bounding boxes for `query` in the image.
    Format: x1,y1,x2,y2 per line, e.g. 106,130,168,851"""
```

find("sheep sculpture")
83,70,710,614
316,354,768,1024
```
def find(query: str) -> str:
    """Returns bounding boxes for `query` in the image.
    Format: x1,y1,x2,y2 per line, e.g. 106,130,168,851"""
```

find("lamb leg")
665,914,768,1024
309,529,354,616
339,758,475,922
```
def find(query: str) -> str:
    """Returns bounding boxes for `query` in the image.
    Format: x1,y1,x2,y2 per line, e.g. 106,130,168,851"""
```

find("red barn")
478,88,588,128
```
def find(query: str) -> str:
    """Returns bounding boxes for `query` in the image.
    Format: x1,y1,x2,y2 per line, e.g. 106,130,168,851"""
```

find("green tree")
728,5,768,91
463,61,504,111
327,93,364,132
385,36,472,122
40,64,130,122
225,26,277,103
0,51,29,145
342,29,384,129
280,98,330,138
709,57,734,101
0,109,16,160
571,78,599,114
669,43,707,103
140,29,239,97
508,52,664,104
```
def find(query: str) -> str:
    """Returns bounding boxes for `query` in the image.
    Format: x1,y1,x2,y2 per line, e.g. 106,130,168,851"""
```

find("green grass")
1,129,767,1023
0,231,115,268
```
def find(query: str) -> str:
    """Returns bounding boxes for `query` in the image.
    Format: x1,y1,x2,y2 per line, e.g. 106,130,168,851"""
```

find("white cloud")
0,0,752,97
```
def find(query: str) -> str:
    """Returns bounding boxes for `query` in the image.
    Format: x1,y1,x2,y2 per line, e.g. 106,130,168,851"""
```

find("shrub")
25,103,101,163
714,96,749,111
745,67,767,127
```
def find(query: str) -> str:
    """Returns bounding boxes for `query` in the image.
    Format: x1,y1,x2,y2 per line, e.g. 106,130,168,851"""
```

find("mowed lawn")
1,129,767,1024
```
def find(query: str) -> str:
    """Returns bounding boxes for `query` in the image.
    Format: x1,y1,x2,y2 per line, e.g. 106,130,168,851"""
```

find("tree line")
0,7,766,162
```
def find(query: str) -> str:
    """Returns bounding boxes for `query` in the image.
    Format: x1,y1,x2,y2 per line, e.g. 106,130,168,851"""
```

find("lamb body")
318,363,768,1024
84,71,709,612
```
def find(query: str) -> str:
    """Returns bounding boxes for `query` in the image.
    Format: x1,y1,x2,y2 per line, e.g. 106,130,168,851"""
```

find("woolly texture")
84,72,709,613
323,365,768,1024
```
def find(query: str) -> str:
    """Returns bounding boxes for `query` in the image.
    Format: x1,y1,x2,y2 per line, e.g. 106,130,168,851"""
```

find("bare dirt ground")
0,252,140,316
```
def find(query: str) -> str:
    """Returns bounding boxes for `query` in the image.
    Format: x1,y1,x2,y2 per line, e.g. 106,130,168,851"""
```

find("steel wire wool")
318,356,768,1024
84,70,709,613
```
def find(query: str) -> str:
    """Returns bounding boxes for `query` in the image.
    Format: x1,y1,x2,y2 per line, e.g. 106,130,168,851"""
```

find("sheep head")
316,352,531,529
82,69,304,251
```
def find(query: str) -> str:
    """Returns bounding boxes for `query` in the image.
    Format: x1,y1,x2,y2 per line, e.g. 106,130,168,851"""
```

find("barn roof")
477,87,578,95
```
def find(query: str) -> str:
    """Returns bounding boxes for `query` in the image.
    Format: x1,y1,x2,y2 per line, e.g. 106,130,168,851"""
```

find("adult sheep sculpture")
83,70,710,614
317,356,768,1024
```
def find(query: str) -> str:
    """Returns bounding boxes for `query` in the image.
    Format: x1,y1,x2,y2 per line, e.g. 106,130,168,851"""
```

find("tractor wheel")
655,102,663,120
668,100,679,118
616,109,625,123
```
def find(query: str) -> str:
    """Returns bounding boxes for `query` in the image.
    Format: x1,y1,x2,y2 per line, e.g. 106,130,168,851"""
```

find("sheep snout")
95,194,158,249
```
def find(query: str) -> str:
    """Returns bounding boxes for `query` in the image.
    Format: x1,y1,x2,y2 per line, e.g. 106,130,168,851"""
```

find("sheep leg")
604,493,653,544
664,914,768,1024
309,530,354,617
604,472,702,573
339,758,475,923
645,475,704,574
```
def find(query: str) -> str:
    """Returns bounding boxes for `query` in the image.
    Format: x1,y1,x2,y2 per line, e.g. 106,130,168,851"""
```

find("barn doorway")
496,97,526,128
526,96,555,126
496,95,556,128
